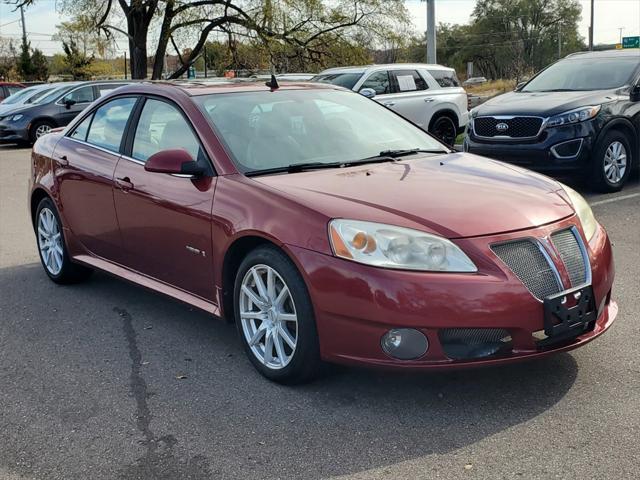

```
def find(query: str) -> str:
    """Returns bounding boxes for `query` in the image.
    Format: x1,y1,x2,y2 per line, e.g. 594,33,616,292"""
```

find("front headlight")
561,184,598,241
328,219,477,272
10,114,24,121
546,105,600,128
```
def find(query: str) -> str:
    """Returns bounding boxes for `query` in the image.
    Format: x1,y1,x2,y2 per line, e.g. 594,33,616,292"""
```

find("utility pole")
203,45,208,78
124,51,127,79
426,0,436,64
588,0,594,51
558,25,562,59
618,27,624,44
19,4,27,46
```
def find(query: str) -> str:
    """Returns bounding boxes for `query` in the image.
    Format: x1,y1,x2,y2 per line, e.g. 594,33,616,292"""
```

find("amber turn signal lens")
330,225,353,259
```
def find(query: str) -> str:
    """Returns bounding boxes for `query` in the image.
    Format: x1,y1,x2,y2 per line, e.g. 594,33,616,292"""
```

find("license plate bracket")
541,284,597,345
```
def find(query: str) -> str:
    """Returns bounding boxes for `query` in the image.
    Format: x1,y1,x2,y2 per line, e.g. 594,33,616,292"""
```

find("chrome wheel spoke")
278,312,297,322
263,330,274,365
242,285,267,309
273,333,286,366
249,324,267,346
604,141,627,183
278,324,296,349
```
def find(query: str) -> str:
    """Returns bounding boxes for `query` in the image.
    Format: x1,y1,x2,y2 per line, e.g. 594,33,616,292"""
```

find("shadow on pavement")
0,263,579,480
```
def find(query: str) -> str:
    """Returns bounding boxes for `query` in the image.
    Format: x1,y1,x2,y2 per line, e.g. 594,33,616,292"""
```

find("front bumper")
288,216,616,369
465,120,597,174
0,121,29,143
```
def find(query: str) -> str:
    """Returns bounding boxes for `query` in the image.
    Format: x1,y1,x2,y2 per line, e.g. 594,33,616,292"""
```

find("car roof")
114,79,346,97
565,49,640,59
318,63,454,75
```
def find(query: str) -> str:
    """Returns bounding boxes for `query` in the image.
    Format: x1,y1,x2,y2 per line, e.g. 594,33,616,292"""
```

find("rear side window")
390,70,428,92
428,69,461,88
86,97,137,152
132,98,203,162
360,71,391,95
69,114,93,141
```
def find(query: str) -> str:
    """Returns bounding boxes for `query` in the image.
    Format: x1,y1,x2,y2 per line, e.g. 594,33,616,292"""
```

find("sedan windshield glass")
195,89,446,173
1,88,32,104
522,56,639,92
311,73,363,90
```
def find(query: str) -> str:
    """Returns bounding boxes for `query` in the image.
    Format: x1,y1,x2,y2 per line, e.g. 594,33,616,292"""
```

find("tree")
62,38,95,80
0,37,18,81
53,17,116,59
17,39,36,80
31,48,49,81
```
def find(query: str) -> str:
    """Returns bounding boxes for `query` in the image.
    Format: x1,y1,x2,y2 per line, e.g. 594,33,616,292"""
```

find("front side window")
360,71,391,95
85,97,137,152
391,70,428,92
312,73,364,90
523,56,640,92
132,98,203,162
195,89,445,173
62,85,94,104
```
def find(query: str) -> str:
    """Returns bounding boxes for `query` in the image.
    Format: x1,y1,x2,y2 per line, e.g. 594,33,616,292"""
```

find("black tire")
589,130,633,193
29,119,55,144
35,197,92,284
233,245,321,384
429,113,458,146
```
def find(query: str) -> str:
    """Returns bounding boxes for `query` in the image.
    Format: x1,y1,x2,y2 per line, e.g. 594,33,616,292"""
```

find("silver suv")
313,63,469,145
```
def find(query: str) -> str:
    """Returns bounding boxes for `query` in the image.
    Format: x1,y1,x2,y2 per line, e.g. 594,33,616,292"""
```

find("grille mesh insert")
491,240,560,300
438,328,512,360
551,229,587,286
474,116,543,138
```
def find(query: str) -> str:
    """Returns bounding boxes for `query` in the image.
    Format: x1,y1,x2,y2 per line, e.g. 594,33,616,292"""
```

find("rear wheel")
35,197,92,284
429,114,458,146
233,245,321,384
589,130,632,192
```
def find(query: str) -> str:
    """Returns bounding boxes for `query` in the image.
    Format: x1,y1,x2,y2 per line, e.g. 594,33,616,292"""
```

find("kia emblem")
496,122,509,132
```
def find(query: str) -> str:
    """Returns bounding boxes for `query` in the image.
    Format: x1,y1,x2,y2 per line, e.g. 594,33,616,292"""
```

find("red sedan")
29,80,617,383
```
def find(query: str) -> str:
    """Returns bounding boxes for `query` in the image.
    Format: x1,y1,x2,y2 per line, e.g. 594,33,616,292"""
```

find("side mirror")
64,98,76,109
144,149,206,176
515,81,527,91
630,84,640,102
359,88,377,99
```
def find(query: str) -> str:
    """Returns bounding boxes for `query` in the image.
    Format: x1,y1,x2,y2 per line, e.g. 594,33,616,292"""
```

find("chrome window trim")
472,115,548,141
66,136,121,157
550,138,584,160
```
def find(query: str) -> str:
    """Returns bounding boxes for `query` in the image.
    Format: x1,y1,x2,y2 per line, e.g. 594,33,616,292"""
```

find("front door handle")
383,101,396,107
116,176,134,191
424,97,434,103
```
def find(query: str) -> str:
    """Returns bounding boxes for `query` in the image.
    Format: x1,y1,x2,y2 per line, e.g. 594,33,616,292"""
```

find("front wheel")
589,131,633,192
233,245,321,384
35,197,92,284
29,120,55,144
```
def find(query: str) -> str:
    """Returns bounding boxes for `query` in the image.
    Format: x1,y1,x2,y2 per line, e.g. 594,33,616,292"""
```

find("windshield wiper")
245,156,403,177
378,148,450,158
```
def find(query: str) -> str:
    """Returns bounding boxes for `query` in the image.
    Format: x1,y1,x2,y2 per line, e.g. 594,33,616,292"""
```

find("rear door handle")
116,176,134,191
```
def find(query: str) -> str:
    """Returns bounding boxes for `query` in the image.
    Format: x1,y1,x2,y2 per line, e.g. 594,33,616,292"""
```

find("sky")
0,0,639,56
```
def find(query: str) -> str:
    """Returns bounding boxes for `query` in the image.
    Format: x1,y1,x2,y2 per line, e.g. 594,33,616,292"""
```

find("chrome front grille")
551,229,587,286
474,116,543,139
491,240,561,299
491,228,590,300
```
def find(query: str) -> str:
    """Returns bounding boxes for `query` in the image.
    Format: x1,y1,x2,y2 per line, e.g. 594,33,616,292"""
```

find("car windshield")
26,87,54,103
522,56,639,92
311,73,363,90
194,89,446,174
1,88,32,104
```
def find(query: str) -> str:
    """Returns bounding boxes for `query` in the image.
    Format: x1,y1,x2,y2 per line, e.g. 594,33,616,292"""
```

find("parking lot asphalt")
1,144,639,480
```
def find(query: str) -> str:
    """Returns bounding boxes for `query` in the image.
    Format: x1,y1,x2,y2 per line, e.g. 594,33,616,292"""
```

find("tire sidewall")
233,245,320,383
591,130,633,192
35,197,74,283
29,120,54,144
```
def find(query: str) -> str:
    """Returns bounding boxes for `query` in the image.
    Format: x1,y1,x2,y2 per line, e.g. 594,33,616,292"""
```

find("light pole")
426,0,436,63
588,0,594,51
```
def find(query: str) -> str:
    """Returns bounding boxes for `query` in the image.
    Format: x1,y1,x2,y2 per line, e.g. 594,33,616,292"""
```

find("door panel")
54,136,122,259
113,159,217,300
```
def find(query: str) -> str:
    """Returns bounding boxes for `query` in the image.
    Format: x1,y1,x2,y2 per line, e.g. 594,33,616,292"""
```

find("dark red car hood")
253,152,574,239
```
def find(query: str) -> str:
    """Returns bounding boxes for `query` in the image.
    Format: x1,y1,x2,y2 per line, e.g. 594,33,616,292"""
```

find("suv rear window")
428,69,460,88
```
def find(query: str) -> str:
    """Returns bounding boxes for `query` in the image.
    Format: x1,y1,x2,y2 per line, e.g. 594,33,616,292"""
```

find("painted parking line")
589,192,640,207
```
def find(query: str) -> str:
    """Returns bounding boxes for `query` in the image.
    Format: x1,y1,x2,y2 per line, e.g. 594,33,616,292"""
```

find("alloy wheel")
603,141,627,184
37,207,63,275
431,116,457,146
239,264,298,370
35,124,52,139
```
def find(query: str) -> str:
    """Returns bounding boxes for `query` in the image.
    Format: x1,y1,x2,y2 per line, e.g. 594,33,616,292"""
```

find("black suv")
465,50,640,191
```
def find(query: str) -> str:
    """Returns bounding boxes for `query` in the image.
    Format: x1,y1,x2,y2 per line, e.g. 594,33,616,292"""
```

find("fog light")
381,328,429,360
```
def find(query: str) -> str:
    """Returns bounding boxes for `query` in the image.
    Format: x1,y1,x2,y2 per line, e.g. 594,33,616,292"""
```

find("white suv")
313,64,469,145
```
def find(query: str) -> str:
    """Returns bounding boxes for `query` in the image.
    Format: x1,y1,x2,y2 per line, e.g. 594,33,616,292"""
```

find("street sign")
622,36,640,49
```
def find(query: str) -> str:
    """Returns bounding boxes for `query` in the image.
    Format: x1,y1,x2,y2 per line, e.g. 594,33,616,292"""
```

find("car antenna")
265,74,279,90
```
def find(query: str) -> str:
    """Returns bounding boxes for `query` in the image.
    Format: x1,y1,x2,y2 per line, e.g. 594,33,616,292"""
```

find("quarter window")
69,114,93,141
390,70,428,92
132,99,203,162
360,71,391,95
85,97,137,152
